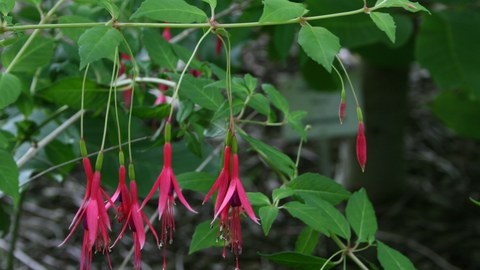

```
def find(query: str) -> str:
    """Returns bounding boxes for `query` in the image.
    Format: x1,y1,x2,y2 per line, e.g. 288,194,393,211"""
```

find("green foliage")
346,188,377,244
284,201,329,235
247,192,271,206
131,0,208,23
0,149,19,205
177,75,224,111
294,226,319,254
78,26,123,69
259,205,279,235
189,220,222,254
2,36,54,73
288,173,351,205
59,16,95,41
262,83,289,116
298,24,340,72
370,12,396,43
0,0,15,15
259,0,308,23
304,197,351,240
377,241,417,270
0,73,21,109
143,28,178,70
261,251,334,270
375,0,430,14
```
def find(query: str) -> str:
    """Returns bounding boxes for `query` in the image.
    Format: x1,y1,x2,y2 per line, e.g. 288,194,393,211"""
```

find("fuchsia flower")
189,69,202,78
163,27,172,42
141,141,196,269
356,122,367,172
108,164,130,222
215,36,223,57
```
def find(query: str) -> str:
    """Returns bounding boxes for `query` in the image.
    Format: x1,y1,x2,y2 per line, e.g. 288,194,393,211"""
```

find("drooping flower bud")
356,122,367,172
215,36,222,57
339,90,346,124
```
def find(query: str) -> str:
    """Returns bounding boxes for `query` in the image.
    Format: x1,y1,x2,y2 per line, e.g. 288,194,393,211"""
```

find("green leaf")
287,110,307,139
298,24,340,72
45,140,76,176
240,133,296,178
247,93,271,116
244,74,258,93
247,192,271,206
272,186,294,202
189,220,222,254
370,12,396,43
470,197,480,207
295,227,319,254
0,149,19,205
176,172,215,193
304,197,351,240
262,84,289,115
0,131,16,152
202,0,216,10
2,36,54,73
284,202,328,235
272,24,297,61
0,203,11,237
0,73,21,109
288,173,351,205
261,251,334,270
346,188,377,244
132,104,171,120
416,11,480,96
143,29,178,71
260,205,279,236
0,0,15,15
131,0,208,23
177,75,223,111
59,16,95,41
377,241,417,270
78,26,123,69
38,77,108,110
259,0,307,23
376,0,430,14
430,90,480,140
99,0,120,19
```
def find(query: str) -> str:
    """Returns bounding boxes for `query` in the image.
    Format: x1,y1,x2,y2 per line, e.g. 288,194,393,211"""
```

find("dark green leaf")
284,202,328,235
346,188,377,244
0,149,19,205
78,26,123,69
247,192,271,206
0,73,21,109
260,205,279,236
0,0,15,15
298,24,340,72
295,226,319,254
143,29,178,71
0,131,16,152
273,24,297,60
370,12,396,43
131,0,208,23
377,241,417,270
176,171,215,193
247,93,271,116
189,220,222,254
259,0,307,23
261,251,334,270
132,104,171,120
59,16,95,41
287,110,307,139
272,186,294,202
202,0,217,10
177,75,223,111
262,83,289,115
2,36,54,73
288,173,350,205
304,197,351,240
0,203,11,237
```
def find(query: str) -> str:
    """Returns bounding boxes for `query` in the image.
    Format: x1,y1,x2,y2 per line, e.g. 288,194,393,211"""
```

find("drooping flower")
141,140,196,269
215,36,223,57
356,122,367,172
338,89,346,124
108,161,130,223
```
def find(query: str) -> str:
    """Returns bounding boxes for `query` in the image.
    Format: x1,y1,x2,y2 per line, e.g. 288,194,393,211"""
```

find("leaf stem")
336,56,359,107
320,249,345,270
80,64,90,140
331,234,369,270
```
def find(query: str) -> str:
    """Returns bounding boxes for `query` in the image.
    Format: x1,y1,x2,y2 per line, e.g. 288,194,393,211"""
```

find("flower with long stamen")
108,158,130,222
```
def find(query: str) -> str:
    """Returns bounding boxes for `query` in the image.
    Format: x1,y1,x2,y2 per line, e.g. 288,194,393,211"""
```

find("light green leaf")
470,197,480,207
177,75,223,110
0,149,19,205
202,0,216,10
287,110,307,139
262,84,289,115
99,0,120,19
346,188,377,244
78,26,123,69
189,220,222,254
377,241,417,270
260,205,279,236
59,16,95,41
132,104,171,120
370,12,396,43
176,172,215,193
295,227,319,254
240,133,296,178
298,24,340,72
288,173,350,205
2,36,54,73
0,0,15,15
259,0,307,23
0,73,21,109
247,93,271,116
247,192,271,206
143,29,178,71
244,74,258,92
304,197,351,240
284,202,328,235
131,0,208,23
260,252,334,270
272,186,294,202
376,0,430,14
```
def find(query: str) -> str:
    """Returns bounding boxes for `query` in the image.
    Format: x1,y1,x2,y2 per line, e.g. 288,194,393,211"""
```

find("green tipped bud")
165,122,171,143
225,129,233,146
95,152,104,171
129,162,135,180
356,106,364,123
119,150,125,166
231,135,238,154
80,139,88,157
341,89,346,101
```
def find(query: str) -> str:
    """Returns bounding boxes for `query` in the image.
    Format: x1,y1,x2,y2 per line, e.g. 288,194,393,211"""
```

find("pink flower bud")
215,36,222,57
339,100,346,124
356,122,367,172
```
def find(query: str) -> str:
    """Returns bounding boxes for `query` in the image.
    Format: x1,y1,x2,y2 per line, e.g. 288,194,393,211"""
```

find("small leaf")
131,0,208,23
272,186,294,202
376,0,430,14
260,251,334,270
370,12,396,43
78,26,123,69
177,75,223,111
260,205,279,236
287,110,307,139
0,73,21,109
0,0,15,15
247,93,271,116
2,36,54,73
0,149,19,205
143,29,178,71
262,84,289,115
59,16,95,41
284,202,328,235
377,241,417,270
259,0,308,23
346,188,377,243
298,24,340,72
247,192,271,207
99,0,120,19
189,220,222,254
177,172,215,193
288,173,351,205
295,226,319,254
304,197,351,240
244,74,258,92
202,0,217,10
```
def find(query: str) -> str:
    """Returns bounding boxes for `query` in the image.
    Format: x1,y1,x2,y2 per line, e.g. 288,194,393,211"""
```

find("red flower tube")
356,122,367,172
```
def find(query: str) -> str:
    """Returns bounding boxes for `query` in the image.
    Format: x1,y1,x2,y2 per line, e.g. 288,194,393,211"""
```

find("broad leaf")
0,73,21,109
177,75,223,111
131,0,208,23
305,198,351,240
78,26,123,69
295,227,319,254
259,0,307,23
260,205,279,236
189,220,222,254
132,104,171,120
59,16,95,41
377,241,417,270
262,84,289,115
143,29,178,71
287,110,307,139
247,93,271,116
272,186,294,202
0,149,19,205
376,0,430,14
288,173,350,205
284,202,328,235
370,12,396,43
2,36,54,73
176,172,215,193
261,251,334,270
0,0,15,15
247,192,271,207
298,24,340,72
346,188,377,243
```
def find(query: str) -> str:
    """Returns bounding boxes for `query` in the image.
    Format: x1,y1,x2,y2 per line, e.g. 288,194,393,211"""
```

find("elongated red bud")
339,90,346,124
215,36,222,57
356,122,367,172
163,27,171,41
